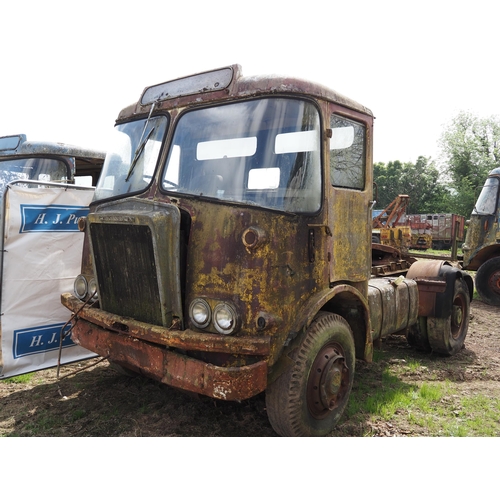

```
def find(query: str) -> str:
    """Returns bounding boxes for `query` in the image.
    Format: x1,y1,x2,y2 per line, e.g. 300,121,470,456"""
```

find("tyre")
265,312,355,437
406,317,431,352
475,256,500,306
426,279,470,356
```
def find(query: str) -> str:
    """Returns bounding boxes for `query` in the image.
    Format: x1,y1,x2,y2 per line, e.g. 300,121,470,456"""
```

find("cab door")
326,108,373,284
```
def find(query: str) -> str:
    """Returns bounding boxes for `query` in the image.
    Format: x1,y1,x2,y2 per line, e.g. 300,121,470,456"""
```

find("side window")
330,115,366,190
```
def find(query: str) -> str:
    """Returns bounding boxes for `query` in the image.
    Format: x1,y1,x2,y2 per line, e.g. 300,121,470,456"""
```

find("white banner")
0,184,96,378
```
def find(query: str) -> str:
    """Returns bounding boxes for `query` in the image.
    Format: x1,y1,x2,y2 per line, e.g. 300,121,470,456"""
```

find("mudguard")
406,260,473,319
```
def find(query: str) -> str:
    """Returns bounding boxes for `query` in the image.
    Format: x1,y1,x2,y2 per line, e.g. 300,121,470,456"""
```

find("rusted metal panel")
69,314,268,401
330,189,372,283
406,260,461,318
410,279,446,317
181,200,325,364
129,64,374,120
462,213,500,270
406,260,447,317
73,317,166,382
406,259,449,278
62,293,271,356
162,351,268,401
462,169,500,269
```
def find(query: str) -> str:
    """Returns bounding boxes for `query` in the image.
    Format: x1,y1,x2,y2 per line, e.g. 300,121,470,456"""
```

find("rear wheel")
475,257,500,306
426,279,470,356
406,317,431,352
265,312,355,437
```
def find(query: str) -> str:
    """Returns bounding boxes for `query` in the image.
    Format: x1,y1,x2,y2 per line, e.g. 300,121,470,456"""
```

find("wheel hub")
488,269,500,296
307,344,349,418
452,304,463,328
451,295,466,339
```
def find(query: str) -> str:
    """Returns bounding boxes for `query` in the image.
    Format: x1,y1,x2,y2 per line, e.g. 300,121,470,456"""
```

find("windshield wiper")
125,100,158,182
125,126,155,181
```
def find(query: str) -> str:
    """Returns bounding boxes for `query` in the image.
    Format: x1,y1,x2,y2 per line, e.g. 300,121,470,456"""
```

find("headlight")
213,303,237,335
189,299,211,329
88,278,98,300
74,275,98,301
74,275,88,300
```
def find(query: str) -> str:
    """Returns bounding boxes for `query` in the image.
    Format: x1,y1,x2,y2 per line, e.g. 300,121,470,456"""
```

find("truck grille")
91,223,163,325
88,200,183,328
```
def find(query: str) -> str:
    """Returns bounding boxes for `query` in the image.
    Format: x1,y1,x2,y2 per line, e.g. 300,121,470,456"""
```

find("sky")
1,0,498,166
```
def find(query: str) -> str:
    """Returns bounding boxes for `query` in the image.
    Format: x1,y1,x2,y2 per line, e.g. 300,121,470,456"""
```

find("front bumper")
61,293,270,401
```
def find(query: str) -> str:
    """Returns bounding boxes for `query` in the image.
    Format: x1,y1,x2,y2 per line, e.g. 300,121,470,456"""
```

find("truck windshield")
161,98,322,213
94,115,168,201
0,157,68,201
473,176,499,215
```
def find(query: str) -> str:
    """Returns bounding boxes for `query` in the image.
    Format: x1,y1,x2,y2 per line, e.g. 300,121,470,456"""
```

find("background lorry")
462,168,500,305
61,65,473,436
0,134,104,378
407,213,465,251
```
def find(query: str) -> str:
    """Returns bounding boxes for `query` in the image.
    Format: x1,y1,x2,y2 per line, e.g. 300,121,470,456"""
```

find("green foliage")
374,156,449,214
440,111,500,186
439,111,500,215
444,177,477,217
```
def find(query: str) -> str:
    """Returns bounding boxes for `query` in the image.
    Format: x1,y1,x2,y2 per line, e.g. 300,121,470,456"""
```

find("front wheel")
475,256,500,306
265,312,355,437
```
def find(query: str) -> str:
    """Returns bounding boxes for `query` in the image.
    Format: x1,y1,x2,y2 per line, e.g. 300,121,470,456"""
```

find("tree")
440,111,500,192
373,160,403,210
399,156,449,213
374,156,449,214
444,177,476,217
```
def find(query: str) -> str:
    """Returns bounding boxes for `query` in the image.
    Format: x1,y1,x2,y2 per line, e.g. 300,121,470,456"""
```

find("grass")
343,348,500,437
24,414,58,434
72,409,86,421
1,373,35,384
352,372,442,420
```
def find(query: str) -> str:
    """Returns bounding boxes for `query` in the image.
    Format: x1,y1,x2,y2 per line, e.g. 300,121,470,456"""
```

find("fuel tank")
368,277,419,341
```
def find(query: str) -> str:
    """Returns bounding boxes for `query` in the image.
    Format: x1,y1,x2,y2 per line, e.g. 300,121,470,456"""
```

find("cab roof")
0,134,105,167
118,64,373,121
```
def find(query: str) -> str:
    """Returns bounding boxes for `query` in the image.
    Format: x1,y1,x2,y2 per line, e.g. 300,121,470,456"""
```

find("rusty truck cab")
63,65,375,435
462,167,500,304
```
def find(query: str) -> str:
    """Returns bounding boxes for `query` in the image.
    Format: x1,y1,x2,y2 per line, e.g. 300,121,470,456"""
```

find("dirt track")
1,299,499,437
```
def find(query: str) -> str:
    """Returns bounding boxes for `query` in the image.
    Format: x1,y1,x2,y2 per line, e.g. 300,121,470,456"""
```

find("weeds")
1,373,35,384
344,352,500,437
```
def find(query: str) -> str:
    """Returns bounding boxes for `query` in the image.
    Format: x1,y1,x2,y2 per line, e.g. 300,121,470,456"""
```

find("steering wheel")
163,179,179,189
